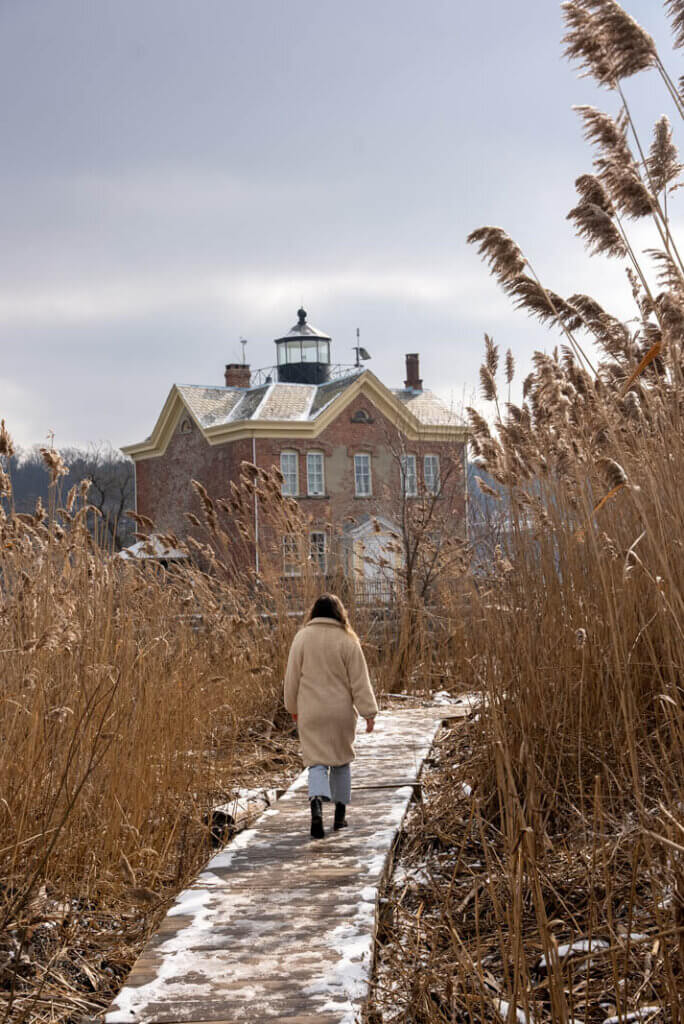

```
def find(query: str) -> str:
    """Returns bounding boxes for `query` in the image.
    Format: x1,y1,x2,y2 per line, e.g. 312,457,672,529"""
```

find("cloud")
0,379,42,449
0,264,505,329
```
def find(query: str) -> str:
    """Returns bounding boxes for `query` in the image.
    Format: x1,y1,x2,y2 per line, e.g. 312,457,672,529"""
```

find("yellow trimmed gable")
121,371,466,462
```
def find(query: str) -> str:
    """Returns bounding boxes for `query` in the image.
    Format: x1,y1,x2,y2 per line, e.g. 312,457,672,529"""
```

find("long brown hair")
308,593,354,633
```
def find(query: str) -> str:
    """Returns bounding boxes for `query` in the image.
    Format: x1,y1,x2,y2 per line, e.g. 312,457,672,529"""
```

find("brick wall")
135,414,252,538
253,394,465,533
134,392,466,558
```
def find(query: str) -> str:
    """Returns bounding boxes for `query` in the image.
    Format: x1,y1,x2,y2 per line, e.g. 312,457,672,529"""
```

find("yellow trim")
121,372,467,461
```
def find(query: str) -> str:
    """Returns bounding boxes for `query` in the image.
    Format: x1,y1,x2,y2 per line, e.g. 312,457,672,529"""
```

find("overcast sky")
0,0,679,450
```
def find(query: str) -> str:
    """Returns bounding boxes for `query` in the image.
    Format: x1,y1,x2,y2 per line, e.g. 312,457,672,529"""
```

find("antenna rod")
355,327,360,368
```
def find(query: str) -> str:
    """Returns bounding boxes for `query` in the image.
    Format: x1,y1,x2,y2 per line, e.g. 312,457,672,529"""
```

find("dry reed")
368,1,683,1020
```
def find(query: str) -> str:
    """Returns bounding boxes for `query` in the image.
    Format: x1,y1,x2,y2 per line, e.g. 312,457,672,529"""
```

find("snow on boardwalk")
107,706,466,1024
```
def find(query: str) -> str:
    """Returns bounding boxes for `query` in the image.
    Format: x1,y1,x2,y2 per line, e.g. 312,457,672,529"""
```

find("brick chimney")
404,353,423,391
224,363,251,388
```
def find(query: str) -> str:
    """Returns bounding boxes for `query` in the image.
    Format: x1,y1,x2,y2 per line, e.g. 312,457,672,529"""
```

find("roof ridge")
251,382,275,420
303,385,318,420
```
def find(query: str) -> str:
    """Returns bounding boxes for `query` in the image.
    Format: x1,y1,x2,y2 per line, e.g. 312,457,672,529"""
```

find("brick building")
122,309,467,588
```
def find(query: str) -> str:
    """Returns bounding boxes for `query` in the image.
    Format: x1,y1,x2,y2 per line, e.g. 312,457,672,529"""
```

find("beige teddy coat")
283,617,378,767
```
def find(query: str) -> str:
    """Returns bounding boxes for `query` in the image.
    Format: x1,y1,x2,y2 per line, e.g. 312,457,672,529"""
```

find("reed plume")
665,0,684,49
465,227,526,282
562,0,656,85
646,115,682,194
39,446,68,484
567,174,627,256
0,418,15,458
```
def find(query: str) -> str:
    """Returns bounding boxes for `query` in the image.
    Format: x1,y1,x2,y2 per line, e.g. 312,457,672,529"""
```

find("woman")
284,593,378,839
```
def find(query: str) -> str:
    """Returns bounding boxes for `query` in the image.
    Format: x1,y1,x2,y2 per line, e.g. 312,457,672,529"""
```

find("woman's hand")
365,716,375,733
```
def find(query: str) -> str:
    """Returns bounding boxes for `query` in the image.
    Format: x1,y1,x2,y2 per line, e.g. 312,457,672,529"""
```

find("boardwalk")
107,705,468,1024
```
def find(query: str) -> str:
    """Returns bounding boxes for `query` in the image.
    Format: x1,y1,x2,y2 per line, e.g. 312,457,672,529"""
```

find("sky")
0,0,680,450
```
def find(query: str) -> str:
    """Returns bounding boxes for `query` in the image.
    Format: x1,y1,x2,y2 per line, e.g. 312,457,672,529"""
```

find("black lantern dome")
274,308,332,385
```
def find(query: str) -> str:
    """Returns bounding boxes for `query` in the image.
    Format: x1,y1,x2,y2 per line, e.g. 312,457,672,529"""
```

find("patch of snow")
432,690,457,705
537,937,609,970
602,1008,662,1024
289,771,309,792
107,709,443,1024
118,535,186,561
495,997,533,1023
393,864,432,886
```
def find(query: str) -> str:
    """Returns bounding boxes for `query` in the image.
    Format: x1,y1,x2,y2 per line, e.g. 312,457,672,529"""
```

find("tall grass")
0,448,308,1021
0,442,461,1021
370,1,683,1019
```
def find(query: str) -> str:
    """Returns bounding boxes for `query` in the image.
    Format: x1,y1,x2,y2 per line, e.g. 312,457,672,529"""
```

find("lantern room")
274,308,332,385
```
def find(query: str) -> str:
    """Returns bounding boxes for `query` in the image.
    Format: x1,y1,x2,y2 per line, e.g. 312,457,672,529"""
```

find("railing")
354,578,397,606
249,364,362,388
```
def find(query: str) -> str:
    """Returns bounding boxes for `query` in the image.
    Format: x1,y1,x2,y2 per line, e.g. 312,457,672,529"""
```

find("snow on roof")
174,376,457,428
392,388,463,426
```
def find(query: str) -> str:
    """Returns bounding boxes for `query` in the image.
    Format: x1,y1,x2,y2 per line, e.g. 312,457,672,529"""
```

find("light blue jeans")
308,764,352,805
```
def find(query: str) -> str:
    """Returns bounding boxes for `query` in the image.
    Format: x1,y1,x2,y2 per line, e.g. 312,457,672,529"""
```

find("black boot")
310,797,324,839
334,802,348,830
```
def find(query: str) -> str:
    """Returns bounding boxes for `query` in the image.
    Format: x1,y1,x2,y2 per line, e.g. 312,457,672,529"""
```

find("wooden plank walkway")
106,705,469,1024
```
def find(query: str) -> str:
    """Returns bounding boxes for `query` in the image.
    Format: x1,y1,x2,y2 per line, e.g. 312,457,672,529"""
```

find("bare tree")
381,426,468,604
8,442,135,550
72,443,135,550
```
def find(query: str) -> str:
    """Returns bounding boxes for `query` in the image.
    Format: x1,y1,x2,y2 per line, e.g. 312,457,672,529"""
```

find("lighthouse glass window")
307,452,325,496
278,341,302,365
280,451,298,496
354,454,372,496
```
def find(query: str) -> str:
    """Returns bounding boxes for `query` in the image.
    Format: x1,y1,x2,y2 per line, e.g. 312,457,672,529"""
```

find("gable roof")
122,370,466,460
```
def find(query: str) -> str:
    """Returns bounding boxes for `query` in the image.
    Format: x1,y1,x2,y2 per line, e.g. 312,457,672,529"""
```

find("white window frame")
306,451,325,496
424,454,441,495
309,531,327,574
280,450,299,496
282,534,301,577
354,453,372,497
400,454,418,497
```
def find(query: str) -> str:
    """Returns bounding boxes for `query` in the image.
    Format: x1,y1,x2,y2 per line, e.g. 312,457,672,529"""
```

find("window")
307,452,325,496
400,454,418,497
309,531,327,574
354,453,372,496
280,451,298,496
282,535,301,576
424,455,441,495
302,340,318,362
